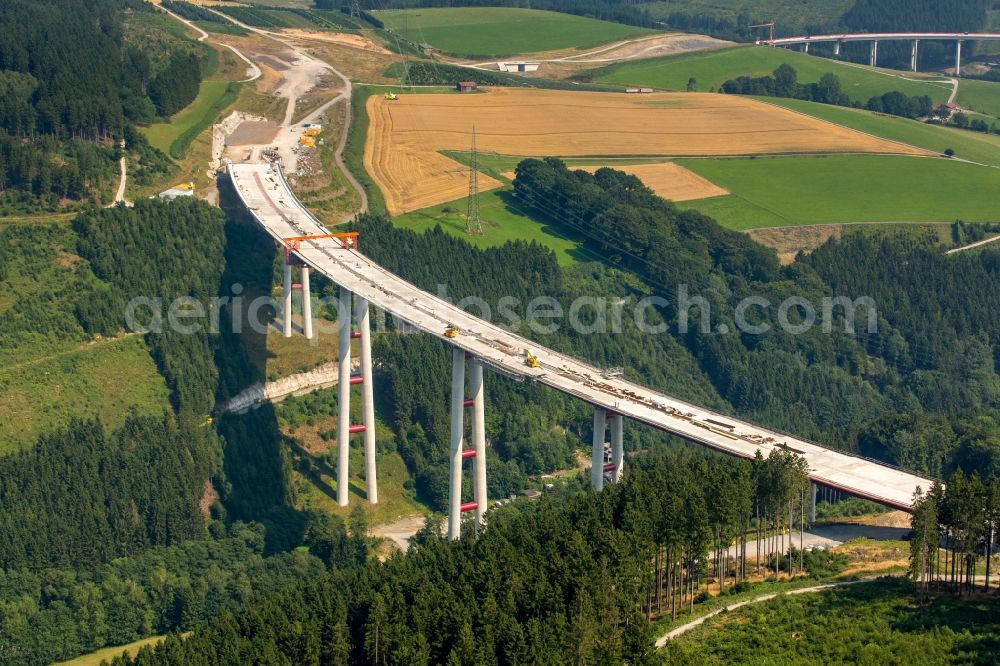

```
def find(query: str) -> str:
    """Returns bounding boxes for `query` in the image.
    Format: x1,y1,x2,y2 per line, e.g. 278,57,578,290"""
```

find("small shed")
456,81,477,93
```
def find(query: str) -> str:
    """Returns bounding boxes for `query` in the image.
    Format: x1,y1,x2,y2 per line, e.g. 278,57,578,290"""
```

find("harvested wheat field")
578,163,729,201
365,88,929,215
502,162,728,201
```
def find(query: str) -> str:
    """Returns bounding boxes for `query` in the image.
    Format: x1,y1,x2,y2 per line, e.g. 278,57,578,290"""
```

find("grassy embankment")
376,7,652,57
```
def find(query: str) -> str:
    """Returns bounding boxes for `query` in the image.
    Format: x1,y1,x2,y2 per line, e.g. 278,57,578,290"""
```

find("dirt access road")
204,6,368,217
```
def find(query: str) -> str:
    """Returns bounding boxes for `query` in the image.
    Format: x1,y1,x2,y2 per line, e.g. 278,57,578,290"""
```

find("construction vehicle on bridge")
524,349,539,368
444,324,459,339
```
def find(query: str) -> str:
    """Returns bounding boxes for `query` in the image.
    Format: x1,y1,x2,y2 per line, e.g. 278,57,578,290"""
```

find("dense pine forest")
1,164,999,661
0,0,203,212
101,449,824,666
2,0,999,664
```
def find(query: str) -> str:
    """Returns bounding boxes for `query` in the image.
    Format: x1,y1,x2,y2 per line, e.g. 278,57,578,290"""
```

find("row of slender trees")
631,448,812,621
910,470,1000,596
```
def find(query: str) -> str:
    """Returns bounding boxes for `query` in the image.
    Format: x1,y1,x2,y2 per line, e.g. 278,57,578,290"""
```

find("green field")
955,77,1000,119
392,187,585,265
761,97,1000,167
591,45,952,104
376,7,652,57
0,335,171,453
678,154,1000,229
142,80,239,157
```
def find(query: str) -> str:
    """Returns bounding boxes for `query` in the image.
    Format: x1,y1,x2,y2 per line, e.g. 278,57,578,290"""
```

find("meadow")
954,77,1000,119
391,188,585,266
761,97,1000,167
679,154,1000,229
142,79,240,157
0,336,171,453
591,45,953,104
375,7,651,57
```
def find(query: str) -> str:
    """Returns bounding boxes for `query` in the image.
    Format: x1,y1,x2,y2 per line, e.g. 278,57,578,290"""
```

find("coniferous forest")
1,0,1000,661
0,0,202,212
0,169,998,662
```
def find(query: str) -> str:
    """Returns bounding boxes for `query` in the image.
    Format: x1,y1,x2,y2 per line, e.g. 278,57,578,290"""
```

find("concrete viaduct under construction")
228,161,935,540
761,32,1000,71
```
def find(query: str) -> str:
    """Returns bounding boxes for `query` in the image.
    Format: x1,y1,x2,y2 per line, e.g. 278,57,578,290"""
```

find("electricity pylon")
465,126,482,235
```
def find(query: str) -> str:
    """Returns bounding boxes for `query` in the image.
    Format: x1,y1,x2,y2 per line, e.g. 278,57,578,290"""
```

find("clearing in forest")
365,88,928,215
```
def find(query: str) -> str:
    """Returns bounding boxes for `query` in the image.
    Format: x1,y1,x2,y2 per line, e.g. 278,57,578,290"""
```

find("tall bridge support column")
301,266,313,340
803,42,809,54
282,261,293,338
336,286,352,507
911,39,920,72
357,296,377,504
810,483,818,525
610,413,624,484
470,359,487,530
870,40,879,67
448,348,466,540
956,39,963,74
591,407,607,491
834,40,842,56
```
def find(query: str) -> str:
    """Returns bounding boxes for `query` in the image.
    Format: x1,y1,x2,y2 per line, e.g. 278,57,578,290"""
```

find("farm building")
456,81,478,92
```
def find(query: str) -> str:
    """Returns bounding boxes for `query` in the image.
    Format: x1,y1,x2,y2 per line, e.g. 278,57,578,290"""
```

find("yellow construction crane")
384,92,398,101
524,349,539,368
444,324,459,339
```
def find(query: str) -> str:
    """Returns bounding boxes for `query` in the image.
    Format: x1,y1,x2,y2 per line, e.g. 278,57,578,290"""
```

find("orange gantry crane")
282,232,359,253
750,21,776,44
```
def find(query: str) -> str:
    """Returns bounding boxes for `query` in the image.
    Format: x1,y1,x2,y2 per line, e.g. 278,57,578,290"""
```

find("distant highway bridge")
760,32,1000,71
228,161,935,539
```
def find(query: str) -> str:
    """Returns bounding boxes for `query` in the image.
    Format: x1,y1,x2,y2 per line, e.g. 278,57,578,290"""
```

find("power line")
465,126,482,235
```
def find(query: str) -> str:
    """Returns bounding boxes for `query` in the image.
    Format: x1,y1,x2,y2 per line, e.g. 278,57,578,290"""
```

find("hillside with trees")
511,158,1000,475
84,448,822,665
0,0,204,212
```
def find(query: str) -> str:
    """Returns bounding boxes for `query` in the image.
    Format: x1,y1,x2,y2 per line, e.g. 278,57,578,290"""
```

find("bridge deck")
229,162,935,510
769,32,1000,46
